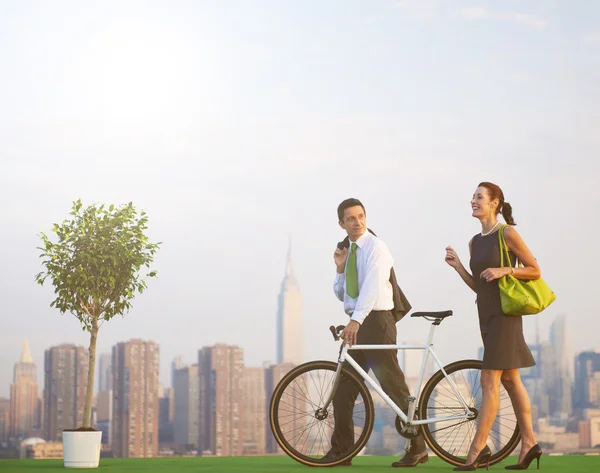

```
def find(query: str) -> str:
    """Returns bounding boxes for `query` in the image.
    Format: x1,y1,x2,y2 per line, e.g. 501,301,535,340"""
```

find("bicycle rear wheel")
418,359,520,467
269,360,374,467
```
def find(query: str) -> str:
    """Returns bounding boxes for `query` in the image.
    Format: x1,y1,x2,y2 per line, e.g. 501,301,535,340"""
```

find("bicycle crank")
395,416,421,439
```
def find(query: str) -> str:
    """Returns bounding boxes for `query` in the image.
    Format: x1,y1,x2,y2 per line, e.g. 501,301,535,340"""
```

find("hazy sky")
1,0,599,396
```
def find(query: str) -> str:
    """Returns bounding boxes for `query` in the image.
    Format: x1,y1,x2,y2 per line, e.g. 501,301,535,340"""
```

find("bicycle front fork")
316,360,345,417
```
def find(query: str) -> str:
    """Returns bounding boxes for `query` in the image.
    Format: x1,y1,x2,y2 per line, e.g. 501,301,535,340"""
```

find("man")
329,198,428,468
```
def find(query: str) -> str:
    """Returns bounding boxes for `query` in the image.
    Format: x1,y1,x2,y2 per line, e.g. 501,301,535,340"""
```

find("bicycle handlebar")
329,325,345,341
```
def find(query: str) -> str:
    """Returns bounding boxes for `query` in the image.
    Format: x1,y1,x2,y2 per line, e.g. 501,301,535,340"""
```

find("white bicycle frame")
327,319,475,428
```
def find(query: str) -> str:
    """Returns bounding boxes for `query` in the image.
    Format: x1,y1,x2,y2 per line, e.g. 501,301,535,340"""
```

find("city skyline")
4,315,600,457
2,312,596,397
4,312,595,394
1,0,599,396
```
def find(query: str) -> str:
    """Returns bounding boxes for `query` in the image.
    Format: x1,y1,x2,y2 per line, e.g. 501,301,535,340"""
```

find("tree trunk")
83,320,99,428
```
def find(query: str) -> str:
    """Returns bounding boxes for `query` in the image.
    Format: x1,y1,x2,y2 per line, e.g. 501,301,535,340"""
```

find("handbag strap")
498,225,522,269
498,224,511,268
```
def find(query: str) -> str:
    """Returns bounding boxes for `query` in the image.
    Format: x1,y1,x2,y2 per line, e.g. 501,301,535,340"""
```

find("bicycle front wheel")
269,360,374,467
418,359,520,467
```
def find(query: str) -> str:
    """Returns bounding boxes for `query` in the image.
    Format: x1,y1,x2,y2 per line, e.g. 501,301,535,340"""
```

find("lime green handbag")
497,225,556,316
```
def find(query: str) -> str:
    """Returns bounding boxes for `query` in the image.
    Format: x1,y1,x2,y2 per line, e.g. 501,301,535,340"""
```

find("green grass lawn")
0,455,599,473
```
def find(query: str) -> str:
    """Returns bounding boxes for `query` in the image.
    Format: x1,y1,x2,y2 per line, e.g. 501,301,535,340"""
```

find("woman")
444,182,543,471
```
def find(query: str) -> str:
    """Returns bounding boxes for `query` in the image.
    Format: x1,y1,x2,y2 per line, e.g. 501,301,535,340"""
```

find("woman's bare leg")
501,369,537,463
464,369,502,464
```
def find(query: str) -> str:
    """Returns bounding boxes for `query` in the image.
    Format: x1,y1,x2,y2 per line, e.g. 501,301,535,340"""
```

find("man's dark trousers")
330,310,426,454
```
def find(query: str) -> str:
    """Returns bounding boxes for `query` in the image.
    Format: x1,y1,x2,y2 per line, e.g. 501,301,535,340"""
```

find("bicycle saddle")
410,310,453,318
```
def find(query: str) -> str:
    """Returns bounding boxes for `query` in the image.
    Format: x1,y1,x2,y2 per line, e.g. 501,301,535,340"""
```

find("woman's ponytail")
502,202,516,226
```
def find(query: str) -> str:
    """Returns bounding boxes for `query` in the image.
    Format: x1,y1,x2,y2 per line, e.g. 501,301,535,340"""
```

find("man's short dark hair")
337,198,366,221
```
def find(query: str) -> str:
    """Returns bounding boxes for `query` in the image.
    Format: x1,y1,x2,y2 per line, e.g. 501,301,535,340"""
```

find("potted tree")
35,200,160,468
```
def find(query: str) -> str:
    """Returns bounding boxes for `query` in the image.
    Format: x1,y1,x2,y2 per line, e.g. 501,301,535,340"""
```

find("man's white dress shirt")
333,231,394,325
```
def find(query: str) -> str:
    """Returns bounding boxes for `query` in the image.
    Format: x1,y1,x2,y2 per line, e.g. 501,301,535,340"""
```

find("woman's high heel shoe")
505,444,543,470
453,445,492,471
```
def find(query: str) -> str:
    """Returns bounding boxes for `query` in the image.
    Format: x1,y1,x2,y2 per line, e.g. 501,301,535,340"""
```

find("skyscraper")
158,386,174,445
549,315,573,416
171,356,185,387
9,340,39,439
96,389,112,445
0,397,9,443
173,364,199,447
44,344,89,441
539,341,555,417
97,353,112,393
112,339,160,458
198,344,244,456
574,351,600,410
276,243,304,366
264,362,296,453
241,367,266,455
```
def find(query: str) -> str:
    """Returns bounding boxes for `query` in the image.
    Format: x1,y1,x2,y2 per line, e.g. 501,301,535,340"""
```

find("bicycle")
269,310,521,467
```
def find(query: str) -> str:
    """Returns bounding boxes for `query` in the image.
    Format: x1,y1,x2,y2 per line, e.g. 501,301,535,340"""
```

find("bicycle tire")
418,359,521,467
269,360,375,467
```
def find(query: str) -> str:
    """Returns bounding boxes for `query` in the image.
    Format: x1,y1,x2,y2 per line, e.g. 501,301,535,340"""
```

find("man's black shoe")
391,450,428,468
323,450,352,466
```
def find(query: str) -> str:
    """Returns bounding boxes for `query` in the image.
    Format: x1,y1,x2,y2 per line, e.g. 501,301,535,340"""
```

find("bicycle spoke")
271,363,372,464
420,361,520,464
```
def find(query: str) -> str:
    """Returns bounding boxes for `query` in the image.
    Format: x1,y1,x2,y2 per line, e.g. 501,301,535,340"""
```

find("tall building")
574,351,600,410
241,367,266,455
538,341,555,418
173,364,199,446
44,344,89,441
158,387,174,445
112,339,160,458
198,344,244,456
0,397,10,443
171,356,185,387
549,315,573,416
264,362,296,453
276,243,304,366
9,340,39,439
36,397,43,434
96,390,112,445
97,353,112,393
96,352,113,445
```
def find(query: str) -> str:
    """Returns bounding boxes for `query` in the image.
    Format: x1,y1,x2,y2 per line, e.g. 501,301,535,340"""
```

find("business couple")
329,182,543,470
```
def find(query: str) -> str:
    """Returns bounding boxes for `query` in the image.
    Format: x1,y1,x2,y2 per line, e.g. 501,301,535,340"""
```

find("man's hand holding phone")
334,246,348,274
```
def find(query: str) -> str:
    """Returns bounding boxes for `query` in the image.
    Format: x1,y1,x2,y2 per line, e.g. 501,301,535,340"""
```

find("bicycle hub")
315,408,329,421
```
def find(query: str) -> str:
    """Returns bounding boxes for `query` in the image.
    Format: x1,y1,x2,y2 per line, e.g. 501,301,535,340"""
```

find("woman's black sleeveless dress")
469,230,535,370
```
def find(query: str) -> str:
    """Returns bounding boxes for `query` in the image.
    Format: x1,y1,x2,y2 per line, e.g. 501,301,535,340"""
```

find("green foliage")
35,199,161,329
35,199,160,428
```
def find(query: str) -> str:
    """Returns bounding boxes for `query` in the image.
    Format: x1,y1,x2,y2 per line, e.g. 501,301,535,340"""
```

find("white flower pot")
62,431,102,468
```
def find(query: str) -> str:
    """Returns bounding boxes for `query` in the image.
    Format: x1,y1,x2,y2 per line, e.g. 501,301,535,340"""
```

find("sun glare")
65,18,219,126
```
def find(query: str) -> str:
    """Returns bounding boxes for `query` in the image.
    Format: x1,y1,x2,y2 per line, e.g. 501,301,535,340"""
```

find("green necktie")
346,243,359,298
